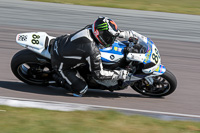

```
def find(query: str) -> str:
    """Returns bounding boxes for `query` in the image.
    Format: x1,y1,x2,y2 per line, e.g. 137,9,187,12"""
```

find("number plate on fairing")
143,38,161,65
16,32,48,52
16,32,55,59
142,38,161,73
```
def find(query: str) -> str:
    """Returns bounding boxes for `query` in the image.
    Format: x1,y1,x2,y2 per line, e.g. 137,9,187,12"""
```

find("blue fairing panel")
143,38,154,64
100,41,126,63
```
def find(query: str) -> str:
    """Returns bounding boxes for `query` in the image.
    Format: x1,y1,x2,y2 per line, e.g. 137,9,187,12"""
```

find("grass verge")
0,105,200,133
28,0,200,15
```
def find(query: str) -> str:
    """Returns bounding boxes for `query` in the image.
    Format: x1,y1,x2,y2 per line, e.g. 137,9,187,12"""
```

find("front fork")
144,64,166,85
145,77,154,85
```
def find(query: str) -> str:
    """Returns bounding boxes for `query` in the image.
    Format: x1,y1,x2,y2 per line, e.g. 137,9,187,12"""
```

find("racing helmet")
92,16,120,47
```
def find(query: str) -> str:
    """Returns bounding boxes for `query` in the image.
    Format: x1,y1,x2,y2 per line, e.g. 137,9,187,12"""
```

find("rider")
51,16,141,97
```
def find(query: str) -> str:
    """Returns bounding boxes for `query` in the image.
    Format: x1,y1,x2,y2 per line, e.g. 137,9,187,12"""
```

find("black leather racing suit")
50,25,127,95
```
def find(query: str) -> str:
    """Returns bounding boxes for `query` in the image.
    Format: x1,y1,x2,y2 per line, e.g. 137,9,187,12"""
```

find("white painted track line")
0,96,200,119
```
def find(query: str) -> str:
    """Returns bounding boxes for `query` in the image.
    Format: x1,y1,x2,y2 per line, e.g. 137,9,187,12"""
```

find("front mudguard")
152,64,166,76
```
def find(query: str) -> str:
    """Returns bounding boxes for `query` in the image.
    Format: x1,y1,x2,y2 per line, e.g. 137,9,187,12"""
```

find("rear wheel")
131,69,177,97
11,49,52,86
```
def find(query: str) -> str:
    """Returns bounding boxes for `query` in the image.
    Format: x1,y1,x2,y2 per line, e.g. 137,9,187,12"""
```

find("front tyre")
131,69,177,97
11,49,52,86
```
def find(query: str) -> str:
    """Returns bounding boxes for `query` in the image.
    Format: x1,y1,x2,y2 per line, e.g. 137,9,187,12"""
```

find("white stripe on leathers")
58,62,72,85
63,56,82,60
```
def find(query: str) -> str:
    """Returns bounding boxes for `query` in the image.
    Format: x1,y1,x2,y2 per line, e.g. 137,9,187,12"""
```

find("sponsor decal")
144,48,151,63
18,35,27,41
114,47,122,52
118,48,122,52
97,23,108,31
93,30,99,37
110,55,115,60
160,65,163,73
155,66,160,72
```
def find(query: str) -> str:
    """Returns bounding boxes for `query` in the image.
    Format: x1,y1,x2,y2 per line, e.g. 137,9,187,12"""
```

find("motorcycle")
11,32,177,97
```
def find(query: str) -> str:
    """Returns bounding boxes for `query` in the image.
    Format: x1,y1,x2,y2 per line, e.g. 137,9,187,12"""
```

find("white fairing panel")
126,53,146,62
101,52,124,63
16,32,55,59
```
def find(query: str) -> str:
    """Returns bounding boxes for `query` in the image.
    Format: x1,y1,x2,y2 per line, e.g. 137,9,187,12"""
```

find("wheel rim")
17,62,51,84
133,76,171,96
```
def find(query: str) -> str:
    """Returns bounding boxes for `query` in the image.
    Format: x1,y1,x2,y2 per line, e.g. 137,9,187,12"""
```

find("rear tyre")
11,49,52,86
131,69,177,97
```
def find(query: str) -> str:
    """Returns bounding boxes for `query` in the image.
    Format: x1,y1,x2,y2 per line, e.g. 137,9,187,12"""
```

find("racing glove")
129,37,138,44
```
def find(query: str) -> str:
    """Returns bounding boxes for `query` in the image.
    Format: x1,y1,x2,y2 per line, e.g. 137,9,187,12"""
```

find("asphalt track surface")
1,0,200,120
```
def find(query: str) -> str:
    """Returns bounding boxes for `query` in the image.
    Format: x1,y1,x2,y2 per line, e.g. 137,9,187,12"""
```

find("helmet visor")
100,30,116,46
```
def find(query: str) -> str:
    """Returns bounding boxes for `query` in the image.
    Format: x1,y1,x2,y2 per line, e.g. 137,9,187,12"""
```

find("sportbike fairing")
100,38,166,75
16,32,55,59
142,38,166,75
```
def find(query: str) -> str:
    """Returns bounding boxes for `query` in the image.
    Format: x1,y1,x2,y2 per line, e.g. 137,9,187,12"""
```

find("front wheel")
131,69,177,97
